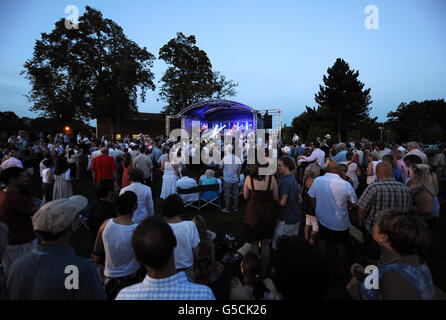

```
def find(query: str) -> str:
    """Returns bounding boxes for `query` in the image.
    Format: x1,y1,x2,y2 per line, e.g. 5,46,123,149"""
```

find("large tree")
315,58,372,142
387,99,446,142
158,32,238,115
22,6,156,134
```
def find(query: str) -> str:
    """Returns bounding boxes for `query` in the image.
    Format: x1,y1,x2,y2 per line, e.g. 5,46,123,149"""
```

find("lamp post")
378,126,384,141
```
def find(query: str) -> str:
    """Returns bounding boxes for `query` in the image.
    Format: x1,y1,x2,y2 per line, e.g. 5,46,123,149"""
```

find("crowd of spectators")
0,130,445,300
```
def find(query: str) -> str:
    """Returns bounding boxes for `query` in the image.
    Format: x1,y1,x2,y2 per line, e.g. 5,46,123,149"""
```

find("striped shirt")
358,178,412,233
115,272,215,300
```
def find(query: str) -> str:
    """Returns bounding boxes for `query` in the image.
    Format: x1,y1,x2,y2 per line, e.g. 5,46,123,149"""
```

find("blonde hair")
410,164,438,196
302,163,321,195
205,169,215,178
303,163,321,182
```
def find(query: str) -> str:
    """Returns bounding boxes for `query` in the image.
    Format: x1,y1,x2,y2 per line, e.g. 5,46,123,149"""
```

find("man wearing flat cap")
4,196,106,300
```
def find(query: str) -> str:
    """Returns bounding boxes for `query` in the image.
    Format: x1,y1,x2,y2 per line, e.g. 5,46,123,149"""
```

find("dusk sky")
1,0,445,126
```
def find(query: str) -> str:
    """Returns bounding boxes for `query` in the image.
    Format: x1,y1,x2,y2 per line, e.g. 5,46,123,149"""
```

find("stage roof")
177,100,255,122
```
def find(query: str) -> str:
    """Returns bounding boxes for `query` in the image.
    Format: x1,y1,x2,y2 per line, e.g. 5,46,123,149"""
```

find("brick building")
97,112,167,139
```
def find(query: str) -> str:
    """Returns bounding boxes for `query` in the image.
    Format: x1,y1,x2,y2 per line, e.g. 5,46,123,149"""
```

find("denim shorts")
223,181,239,201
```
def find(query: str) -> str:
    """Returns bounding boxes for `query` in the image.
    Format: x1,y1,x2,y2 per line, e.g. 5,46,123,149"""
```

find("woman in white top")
94,191,144,300
52,156,73,200
343,152,361,190
160,152,180,199
366,152,381,185
41,158,55,204
163,194,200,282
158,147,169,169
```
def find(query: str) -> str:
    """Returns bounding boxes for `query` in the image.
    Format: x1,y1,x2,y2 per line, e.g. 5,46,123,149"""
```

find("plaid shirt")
115,272,215,300
358,178,412,233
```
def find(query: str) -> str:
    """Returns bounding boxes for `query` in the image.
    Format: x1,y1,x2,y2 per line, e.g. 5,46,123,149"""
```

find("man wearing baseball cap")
4,196,106,300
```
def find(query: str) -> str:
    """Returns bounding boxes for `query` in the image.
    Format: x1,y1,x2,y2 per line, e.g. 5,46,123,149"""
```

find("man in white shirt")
307,161,358,277
176,168,199,203
119,168,154,224
298,141,325,168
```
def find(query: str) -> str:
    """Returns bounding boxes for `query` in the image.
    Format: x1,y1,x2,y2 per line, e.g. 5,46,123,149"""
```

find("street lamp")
378,127,384,141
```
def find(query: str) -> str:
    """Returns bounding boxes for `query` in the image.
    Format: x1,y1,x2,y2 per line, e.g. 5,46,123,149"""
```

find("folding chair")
177,184,221,211
177,185,201,211
198,184,221,210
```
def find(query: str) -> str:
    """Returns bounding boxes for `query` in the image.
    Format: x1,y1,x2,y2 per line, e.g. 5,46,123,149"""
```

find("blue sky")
0,0,445,126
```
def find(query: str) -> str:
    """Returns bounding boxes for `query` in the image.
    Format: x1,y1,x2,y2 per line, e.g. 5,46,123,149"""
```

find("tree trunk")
337,119,342,143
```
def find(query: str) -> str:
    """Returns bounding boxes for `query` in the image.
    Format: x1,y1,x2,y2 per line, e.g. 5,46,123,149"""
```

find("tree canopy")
314,58,373,142
158,32,238,115
22,6,156,133
387,99,446,143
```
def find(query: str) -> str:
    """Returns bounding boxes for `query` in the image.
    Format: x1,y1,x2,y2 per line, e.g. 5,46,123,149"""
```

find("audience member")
347,212,434,300
4,196,106,300
302,163,321,245
357,162,412,260
243,162,279,277
162,194,200,282
115,216,215,300
308,161,358,276
0,167,37,273
219,145,242,214
229,253,279,300
119,168,154,224
90,147,117,185
52,156,73,200
94,191,145,300
272,156,301,250
87,179,117,250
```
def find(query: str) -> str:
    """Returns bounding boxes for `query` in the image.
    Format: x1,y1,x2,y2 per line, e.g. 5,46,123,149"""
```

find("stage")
165,99,282,140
